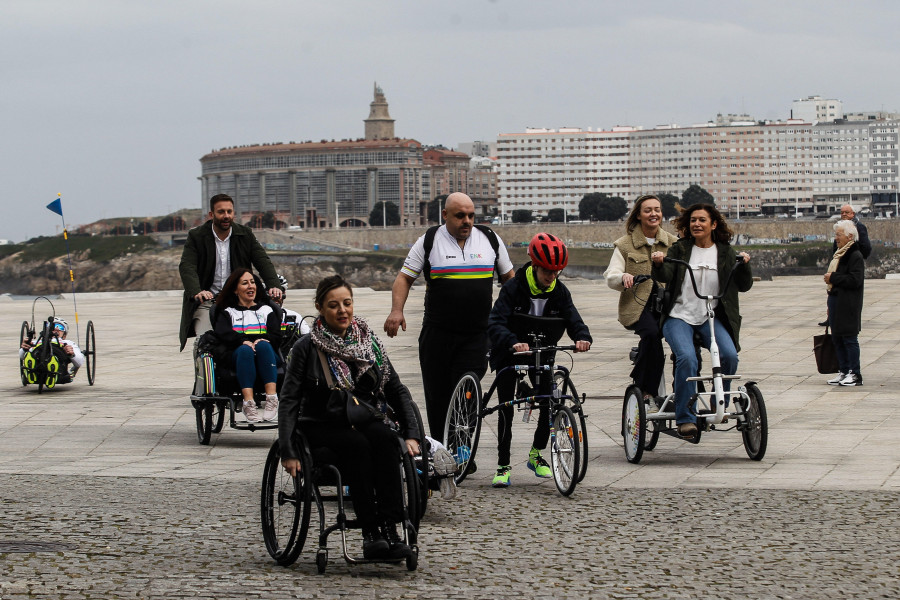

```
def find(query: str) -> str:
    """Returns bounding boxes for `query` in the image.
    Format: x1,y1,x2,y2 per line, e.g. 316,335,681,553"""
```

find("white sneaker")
439,476,457,500
432,447,457,477
262,394,279,422
243,400,261,423
827,372,845,385
839,372,862,386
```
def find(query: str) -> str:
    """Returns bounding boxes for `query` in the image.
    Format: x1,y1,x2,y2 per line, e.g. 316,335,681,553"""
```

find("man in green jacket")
178,194,283,351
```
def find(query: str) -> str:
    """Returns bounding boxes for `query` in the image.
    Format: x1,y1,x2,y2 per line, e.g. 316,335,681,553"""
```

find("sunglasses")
53,323,66,331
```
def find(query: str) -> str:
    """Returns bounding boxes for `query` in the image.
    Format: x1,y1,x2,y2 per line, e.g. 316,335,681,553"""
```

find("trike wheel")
443,372,483,485
19,321,30,386
644,399,661,451
211,401,226,434
554,372,589,483
195,402,223,445
550,405,581,496
622,385,646,464
261,439,311,566
740,383,768,460
84,321,96,385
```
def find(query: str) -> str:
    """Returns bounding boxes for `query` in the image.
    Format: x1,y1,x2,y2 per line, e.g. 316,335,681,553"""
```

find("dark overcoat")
828,244,865,337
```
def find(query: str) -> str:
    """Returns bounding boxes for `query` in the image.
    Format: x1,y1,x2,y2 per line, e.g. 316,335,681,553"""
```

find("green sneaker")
492,465,511,488
528,447,551,478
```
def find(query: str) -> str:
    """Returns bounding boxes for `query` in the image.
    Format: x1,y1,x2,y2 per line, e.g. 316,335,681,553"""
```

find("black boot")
362,528,389,559
381,523,412,560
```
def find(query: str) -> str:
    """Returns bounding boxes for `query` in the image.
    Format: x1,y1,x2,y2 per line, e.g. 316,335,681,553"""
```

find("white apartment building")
496,127,632,221
497,119,899,219
792,96,843,123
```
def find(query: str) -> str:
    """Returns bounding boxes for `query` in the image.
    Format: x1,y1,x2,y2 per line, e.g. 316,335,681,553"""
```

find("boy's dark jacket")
487,263,592,370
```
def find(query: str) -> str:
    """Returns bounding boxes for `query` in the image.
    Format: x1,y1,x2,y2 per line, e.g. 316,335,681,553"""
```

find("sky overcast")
3,0,900,242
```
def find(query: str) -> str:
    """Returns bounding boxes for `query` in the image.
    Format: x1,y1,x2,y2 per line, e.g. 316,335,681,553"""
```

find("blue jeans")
232,340,278,390
827,295,860,374
662,317,738,425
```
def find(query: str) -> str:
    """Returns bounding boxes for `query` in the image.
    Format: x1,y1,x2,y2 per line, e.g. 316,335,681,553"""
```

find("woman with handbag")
824,220,865,386
278,275,421,560
604,194,678,400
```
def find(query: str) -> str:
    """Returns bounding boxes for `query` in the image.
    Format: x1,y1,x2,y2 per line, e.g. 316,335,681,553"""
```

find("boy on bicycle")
487,233,592,487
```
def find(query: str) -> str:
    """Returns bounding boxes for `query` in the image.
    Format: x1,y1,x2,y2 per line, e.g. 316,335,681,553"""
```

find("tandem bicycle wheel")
443,372,483,485
550,405,581,496
622,385,646,464
261,438,312,566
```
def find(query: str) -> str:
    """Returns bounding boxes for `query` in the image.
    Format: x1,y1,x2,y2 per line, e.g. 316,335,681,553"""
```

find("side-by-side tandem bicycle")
442,315,588,496
622,257,768,463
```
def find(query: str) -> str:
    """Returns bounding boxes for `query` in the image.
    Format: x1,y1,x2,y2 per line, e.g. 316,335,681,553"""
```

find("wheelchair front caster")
316,549,328,574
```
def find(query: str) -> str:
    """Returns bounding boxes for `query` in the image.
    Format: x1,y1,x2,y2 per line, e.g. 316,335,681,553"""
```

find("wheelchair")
621,258,768,463
19,296,96,393
443,314,589,496
261,402,429,573
188,304,302,445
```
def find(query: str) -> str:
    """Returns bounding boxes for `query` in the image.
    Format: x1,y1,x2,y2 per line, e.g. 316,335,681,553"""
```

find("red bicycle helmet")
528,233,568,271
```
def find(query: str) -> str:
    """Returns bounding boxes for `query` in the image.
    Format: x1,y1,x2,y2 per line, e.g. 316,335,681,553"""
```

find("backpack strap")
421,225,440,281
474,224,501,281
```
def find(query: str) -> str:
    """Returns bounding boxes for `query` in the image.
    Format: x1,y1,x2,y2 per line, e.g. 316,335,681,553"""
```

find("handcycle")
260,402,429,573
187,304,302,445
19,296,96,393
442,315,589,496
621,257,768,463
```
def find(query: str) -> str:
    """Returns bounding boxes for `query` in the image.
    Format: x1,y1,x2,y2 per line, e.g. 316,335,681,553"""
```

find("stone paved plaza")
1,276,899,599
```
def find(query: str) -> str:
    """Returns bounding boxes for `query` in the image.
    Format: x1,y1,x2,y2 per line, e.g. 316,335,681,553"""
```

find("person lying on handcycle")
279,275,422,561
213,268,283,423
650,203,752,440
20,318,84,385
487,233,592,488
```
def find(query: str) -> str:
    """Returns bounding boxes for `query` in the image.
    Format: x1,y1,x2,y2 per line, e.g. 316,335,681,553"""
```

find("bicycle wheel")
443,372,483,485
195,403,213,445
644,397,661,451
84,321,96,385
211,400,226,434
622,385,646,464
740,383,768,461
554,371,588,483
550,405,580,496
261,439,311,566
19,321,30,386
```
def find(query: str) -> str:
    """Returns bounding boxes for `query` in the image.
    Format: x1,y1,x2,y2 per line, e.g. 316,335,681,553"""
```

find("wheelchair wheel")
19,321,30,386
554,371,588,483
261,439,311,566
84,321,96,385
195,401,224,445
402,450,421,530
410,402,428,520
622,385,646,464
443,372,483,485
739,383,768,461
550,405,580,496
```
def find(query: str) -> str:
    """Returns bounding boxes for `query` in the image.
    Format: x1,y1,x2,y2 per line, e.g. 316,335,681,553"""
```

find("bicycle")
443,315,588,496
621,256,768,463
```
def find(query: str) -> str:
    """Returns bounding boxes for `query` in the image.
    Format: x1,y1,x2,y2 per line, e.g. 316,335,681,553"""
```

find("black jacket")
487,264,592,370
831,217,871,260
652,238,753,352
277,335,420,461
828,244,865,337
178,220,282,350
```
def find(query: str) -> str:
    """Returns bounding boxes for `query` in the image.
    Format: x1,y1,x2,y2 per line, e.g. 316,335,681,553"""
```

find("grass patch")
15,235,158,263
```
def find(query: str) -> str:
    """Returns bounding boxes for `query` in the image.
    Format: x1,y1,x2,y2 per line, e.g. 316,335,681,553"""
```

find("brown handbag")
813,326,840,374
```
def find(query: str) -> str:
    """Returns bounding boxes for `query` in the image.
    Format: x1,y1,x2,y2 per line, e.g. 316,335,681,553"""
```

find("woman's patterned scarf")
310,315,390,396
826,240,854,292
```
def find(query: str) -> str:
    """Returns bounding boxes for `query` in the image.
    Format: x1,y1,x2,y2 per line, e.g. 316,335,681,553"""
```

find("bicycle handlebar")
662,255,744,301
512,344,577,356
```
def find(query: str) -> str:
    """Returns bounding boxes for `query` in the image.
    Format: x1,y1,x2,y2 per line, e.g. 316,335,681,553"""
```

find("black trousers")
628,307,665,397
300,420,403,530
495,365,551,467
418,325,488,444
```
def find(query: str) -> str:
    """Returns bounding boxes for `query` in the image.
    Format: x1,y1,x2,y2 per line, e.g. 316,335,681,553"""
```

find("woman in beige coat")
604,194,678,398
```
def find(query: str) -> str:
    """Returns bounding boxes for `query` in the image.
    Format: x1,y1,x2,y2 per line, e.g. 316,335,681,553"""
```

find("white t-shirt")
668,245,719,326
211,228,232,294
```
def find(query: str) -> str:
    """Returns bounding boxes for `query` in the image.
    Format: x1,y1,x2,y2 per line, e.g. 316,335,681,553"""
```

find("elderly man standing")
178,194,283,351
384,193,513,447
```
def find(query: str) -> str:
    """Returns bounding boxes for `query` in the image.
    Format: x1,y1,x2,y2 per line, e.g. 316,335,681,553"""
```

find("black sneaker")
381,523,412,560
362,529,389,559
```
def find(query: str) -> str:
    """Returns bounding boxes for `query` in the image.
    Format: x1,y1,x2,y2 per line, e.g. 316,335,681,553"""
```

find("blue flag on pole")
47,198,63,216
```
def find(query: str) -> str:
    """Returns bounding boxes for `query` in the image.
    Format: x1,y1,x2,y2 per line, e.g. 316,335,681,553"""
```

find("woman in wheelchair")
213,268,282,423
651,203,752,440
278,275,421,561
